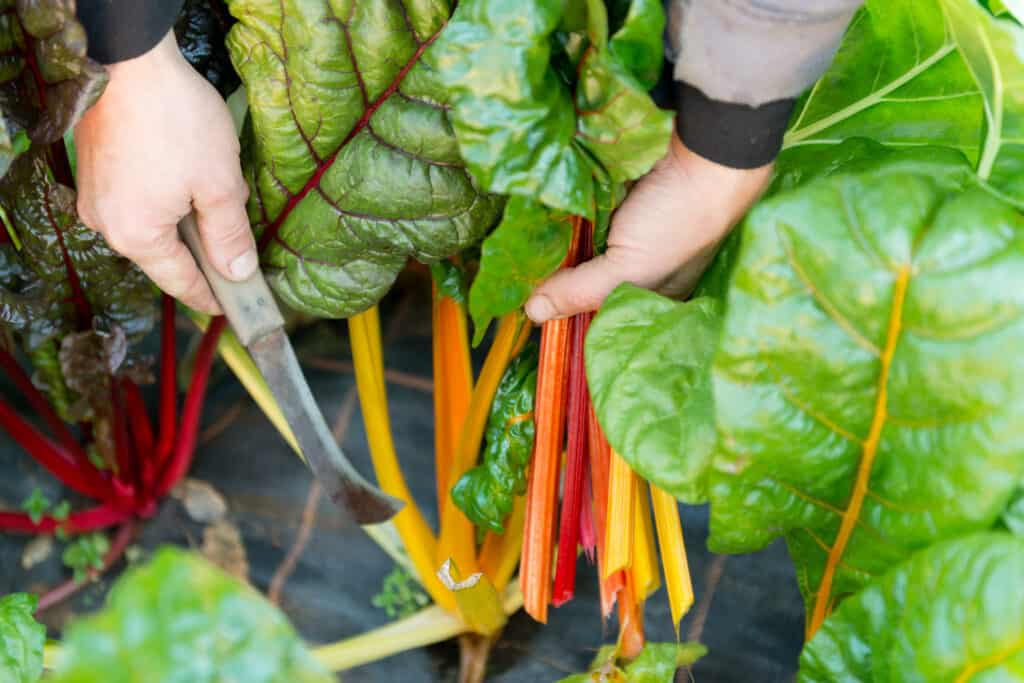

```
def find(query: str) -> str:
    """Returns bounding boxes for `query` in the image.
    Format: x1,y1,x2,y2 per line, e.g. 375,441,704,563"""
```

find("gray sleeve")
667,0,864,108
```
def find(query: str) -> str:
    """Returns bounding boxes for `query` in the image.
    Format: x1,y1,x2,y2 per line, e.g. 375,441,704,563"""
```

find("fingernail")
228,250,258,280
525,295,556,323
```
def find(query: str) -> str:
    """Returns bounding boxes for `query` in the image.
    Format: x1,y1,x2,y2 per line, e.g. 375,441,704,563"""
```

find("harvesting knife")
177,211,403,526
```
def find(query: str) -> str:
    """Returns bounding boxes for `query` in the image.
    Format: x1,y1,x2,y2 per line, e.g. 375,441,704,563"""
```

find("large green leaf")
586,284,720,503
710,156,1024,630
0,593,44,683
468,198,571,343
50,547,333,683
782,0,983,157
452,342,537,533
226,0,502,318
433,0,671,218
941,0,1024,202
799,533,1024,682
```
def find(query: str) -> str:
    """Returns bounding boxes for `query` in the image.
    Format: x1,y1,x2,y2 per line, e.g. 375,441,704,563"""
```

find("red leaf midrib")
257,25,445,253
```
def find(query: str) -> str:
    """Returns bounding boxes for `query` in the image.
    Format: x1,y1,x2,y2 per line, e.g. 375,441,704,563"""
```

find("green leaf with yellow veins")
226,0,502,318
800,533,1024,682
710,153,1024,634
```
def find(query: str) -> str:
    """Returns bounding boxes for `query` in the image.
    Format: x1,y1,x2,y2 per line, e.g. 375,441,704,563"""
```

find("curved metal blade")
247,329,403,525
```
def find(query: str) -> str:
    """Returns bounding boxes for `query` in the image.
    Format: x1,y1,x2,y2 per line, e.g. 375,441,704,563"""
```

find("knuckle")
208,219,253,248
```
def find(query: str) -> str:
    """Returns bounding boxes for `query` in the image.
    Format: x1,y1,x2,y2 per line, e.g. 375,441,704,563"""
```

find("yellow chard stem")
631,479,661,603
650,483,694,636
604,449,636,578
349,308,454,611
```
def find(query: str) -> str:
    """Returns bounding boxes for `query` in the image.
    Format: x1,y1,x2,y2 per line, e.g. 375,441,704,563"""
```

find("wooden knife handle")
178,211,284,346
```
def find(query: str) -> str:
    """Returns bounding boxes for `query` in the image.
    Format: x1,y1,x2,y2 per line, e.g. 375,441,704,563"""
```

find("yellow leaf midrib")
807,264,911,639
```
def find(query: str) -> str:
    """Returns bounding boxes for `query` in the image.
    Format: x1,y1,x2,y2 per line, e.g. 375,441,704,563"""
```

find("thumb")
525,252,629,324
192,181,258,282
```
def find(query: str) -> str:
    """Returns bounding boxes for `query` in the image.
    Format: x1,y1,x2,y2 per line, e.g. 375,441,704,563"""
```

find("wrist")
667,132,774,206
106,31,183,82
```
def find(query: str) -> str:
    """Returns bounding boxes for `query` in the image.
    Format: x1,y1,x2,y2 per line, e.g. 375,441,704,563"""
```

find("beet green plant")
0,0,228,607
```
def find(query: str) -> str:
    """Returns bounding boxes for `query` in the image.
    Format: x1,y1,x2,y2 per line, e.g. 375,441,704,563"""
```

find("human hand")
524,131,774,323
74,31,255,315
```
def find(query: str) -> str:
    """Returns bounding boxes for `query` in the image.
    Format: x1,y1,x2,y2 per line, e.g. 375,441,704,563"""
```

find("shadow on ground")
0,282,804,682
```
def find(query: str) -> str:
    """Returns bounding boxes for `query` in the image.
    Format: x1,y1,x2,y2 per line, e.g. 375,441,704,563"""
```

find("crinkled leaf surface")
0,152,155,349
434,0,671,218
586,284,720,503
468,198,571,342
0,0,107,159
710,156,1024,631
781,0,982,157
175,0,239,97
227,0,501,318
51,547,333,683
799,533,1024,682
452,342,537,533
0,593,44,683
941,0,1024,202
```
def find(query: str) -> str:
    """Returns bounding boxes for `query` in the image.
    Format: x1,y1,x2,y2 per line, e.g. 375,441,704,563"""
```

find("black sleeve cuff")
675,82,795,169
77,0,186,64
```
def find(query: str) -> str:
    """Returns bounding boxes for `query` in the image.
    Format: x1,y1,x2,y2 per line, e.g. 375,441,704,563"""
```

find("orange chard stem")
520,217,583,623
432,285,473,521
617,571,646,659
437,312,526,574
588,406,624,618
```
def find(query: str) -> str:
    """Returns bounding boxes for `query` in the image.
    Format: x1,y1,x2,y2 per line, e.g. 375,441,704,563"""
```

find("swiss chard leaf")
799,533,1024,682
452,342,538,533
226,0,502,318
0,152,156,350
0,593,44,683
940,0,1024,202
0,0,107,165
175,0,239,98
585,284,720,503
433,0,671,219
50,547,333,683
782,0,982,157
468,198,572,343
710,156,1024,631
